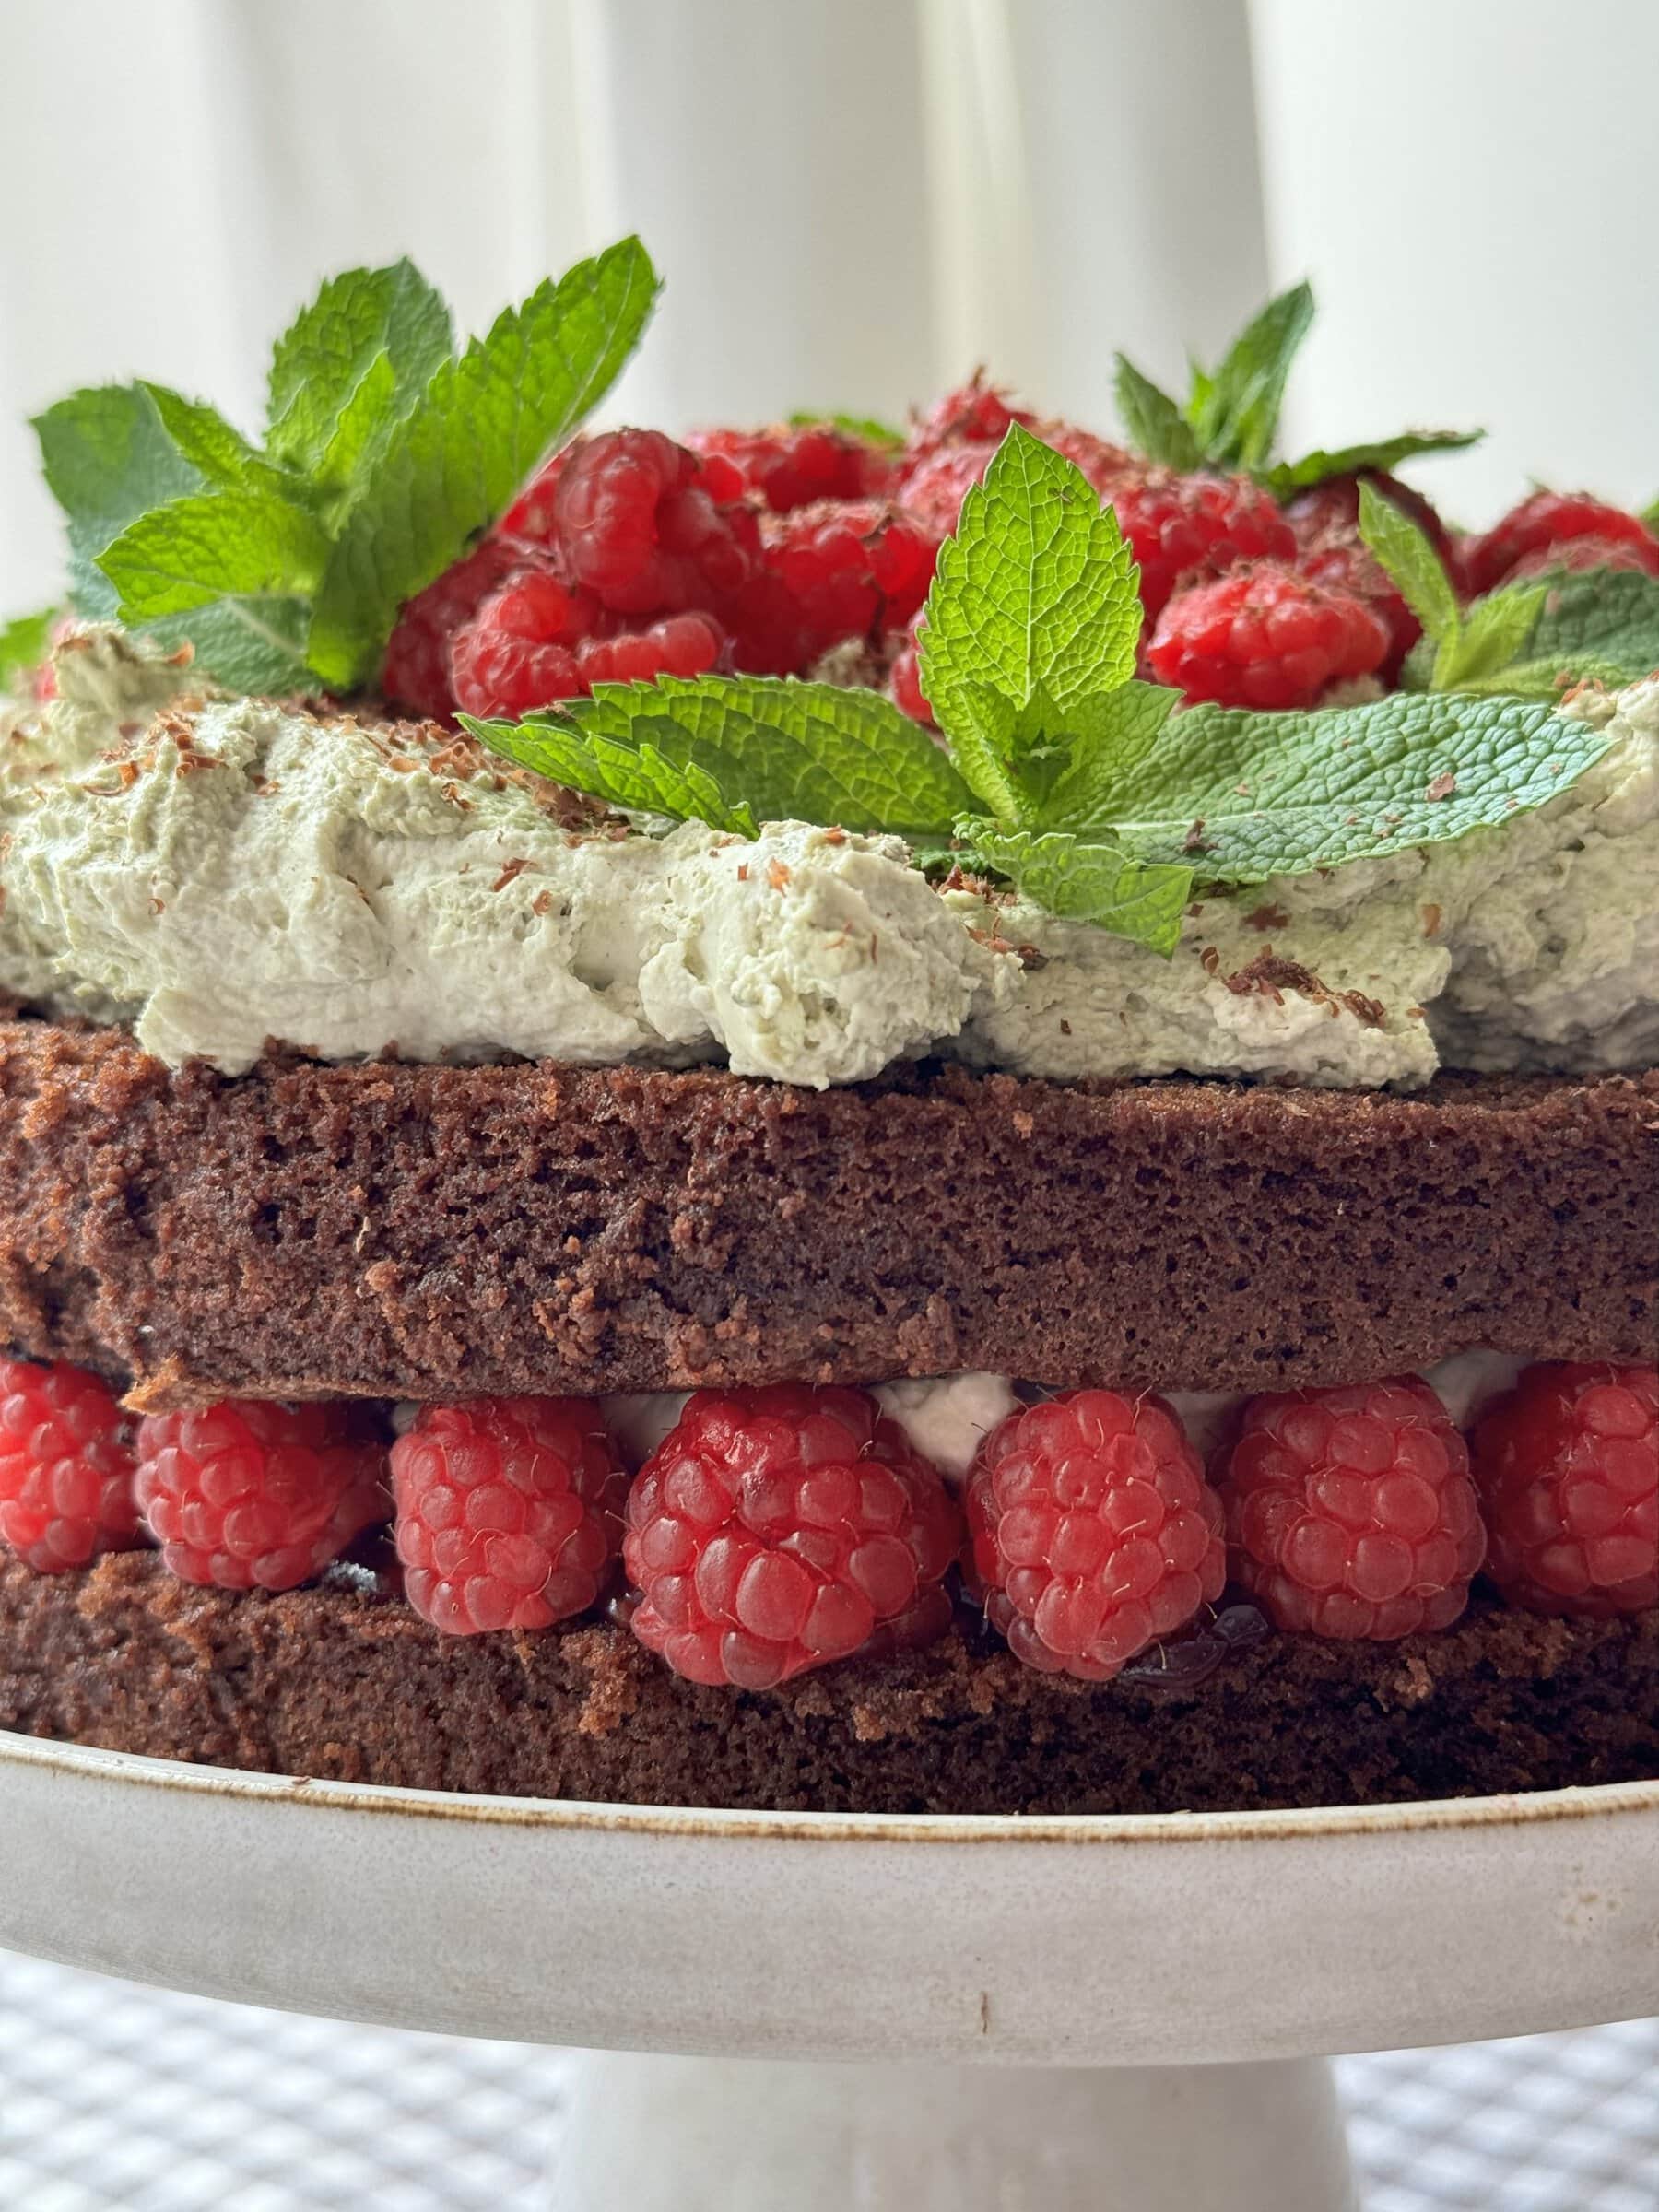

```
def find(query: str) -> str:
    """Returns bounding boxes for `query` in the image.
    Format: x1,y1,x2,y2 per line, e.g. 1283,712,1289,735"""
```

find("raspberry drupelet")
1215,1379,1488,1639
0,1358,140,1573
1148,559,1391,709
1462,490,1659,594
1471,1363,1657,1618
135,1400,388,1593
623,1385,961,1687
904,372,1034,455
1502,534,1659,582
964,1390,1225,1682
392,1396,628,1634
1284,470,1457,571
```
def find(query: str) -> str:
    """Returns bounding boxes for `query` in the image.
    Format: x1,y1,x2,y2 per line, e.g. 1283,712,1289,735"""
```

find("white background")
4,0,1658,611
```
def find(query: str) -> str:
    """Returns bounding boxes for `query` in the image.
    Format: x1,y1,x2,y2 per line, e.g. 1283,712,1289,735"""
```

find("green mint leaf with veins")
1265,429,1481,497
919,424,1141,811
1,607,57,691
1518,566,1659,684
33,383,203,619
954,820,1193,955
1111,357,1201,470
465,676,975,842
1101,691,1613,883
463,706,759,838
265,259,453,492
140,385,300,501
1035,681,1180,824
98,490,330,623
1191,281,1314,469
308,236,659,688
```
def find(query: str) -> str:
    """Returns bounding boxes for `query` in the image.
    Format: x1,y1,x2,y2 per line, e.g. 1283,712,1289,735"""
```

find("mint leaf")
98,490,329,621
921,425,1140,748
955,820,1193,954
266,259,453,486
1265,429,1481,497
1036,681,1180,823
465,708,758,837
1112,357,1201,469
1640,495,1659,534
1357,478,1459,645
1191,281,1313,469
140,385,295,499
786,409,903,448
1102,692,1614,881
466,675,973,841
1442,582,1547,687
308,236,659,688
1521,567,1659,683
32,383,202,618
1,606,56,691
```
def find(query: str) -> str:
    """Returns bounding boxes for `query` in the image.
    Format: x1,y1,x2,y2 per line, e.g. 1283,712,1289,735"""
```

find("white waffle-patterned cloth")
0,1951,1654,2210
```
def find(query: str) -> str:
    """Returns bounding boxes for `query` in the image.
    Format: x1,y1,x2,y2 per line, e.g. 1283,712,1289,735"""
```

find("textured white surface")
0,1953,1653,2211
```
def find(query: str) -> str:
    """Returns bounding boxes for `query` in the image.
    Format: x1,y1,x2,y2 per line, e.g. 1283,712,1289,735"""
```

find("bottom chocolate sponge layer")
4,1553,1655,1814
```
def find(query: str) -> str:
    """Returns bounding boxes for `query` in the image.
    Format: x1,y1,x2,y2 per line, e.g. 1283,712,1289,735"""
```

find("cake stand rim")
4,1723,1655,1841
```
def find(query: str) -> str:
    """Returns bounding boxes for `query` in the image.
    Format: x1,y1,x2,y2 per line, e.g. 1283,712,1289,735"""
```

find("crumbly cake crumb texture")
0,1018,1653,1409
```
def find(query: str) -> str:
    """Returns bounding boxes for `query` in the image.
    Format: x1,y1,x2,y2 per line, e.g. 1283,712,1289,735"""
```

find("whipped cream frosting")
3,628,1656,1089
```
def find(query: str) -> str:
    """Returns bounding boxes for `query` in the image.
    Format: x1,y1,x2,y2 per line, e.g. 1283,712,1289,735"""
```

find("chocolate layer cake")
2,1019,1653,1410
4,260,1656,1812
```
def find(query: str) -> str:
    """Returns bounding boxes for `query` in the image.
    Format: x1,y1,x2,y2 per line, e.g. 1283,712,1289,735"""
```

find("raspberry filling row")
0,1360,1653,1691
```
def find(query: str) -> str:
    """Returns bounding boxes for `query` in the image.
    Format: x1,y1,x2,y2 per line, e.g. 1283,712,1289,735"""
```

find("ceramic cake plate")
3,1729,1656,2209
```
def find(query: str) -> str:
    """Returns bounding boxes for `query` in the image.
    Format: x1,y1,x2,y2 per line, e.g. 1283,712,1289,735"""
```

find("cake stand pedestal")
3,1734,1655,2212
545,2052,1355,2210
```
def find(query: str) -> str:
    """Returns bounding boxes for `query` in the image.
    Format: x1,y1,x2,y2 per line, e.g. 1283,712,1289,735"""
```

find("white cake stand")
3,1729,1655,2211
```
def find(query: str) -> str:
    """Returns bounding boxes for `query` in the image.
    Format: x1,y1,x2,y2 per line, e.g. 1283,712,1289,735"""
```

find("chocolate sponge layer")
2,1551,1654,1813
1,1018,1653,1410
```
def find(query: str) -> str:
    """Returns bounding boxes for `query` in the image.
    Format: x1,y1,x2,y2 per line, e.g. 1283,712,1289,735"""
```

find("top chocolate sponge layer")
0,1017,1653,1410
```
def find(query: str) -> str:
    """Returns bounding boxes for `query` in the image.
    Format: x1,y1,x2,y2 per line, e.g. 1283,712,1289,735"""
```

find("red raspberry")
1471,1363,1657,1618
906,373,1034,453
727,501,940,675
1463,491,1659,595
895,440,1003,539
1503,534,1659,583
553,429,761,616
1108,469,1298,619
391,1396,628,1635
135,1401,388,1593
1148,559,1390,709
686,424,892,512
1294,529,1419,684
623,1385,961,1688
1284,471,1457,572
449,565,600,717
964,1390,1225,1682
499,444,574,543
382,535,528,720
1216,1379,1487,1640
0,1358,139,1573
1038,421,1135,498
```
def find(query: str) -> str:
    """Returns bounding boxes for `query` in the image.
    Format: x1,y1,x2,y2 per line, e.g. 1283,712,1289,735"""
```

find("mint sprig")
31,240,657,697
309,237,659,687
1115,281,1479,491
